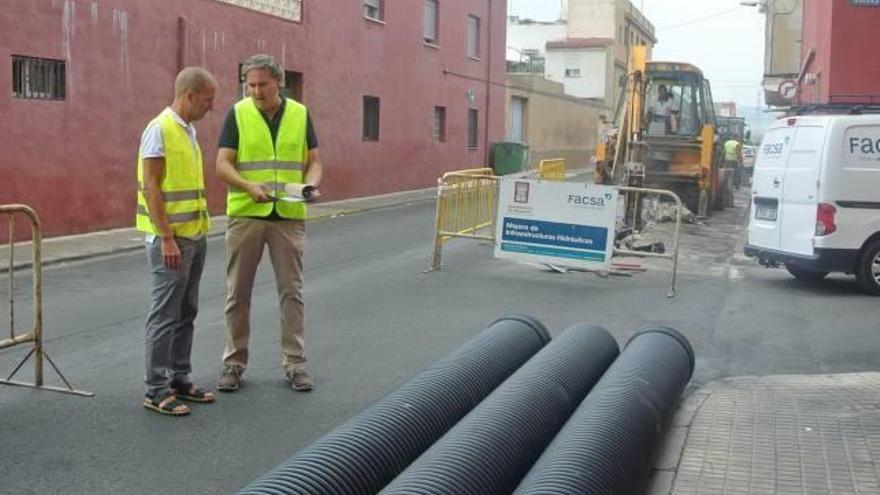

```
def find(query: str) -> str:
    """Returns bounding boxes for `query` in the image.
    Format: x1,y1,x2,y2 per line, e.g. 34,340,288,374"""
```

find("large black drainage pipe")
238,315,551,495
514,326,695,495
381,323,620,495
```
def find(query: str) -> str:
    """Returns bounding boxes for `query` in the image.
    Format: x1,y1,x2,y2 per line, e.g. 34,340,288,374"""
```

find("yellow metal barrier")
0,204,92,396
538,158,567,181
428,168,499,271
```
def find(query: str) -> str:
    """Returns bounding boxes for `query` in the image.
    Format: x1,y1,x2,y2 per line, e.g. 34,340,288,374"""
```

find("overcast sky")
507,0,767,109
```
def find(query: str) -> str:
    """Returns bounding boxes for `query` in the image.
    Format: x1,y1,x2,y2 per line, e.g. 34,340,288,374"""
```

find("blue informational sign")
500,218,608,261
494,178,618,270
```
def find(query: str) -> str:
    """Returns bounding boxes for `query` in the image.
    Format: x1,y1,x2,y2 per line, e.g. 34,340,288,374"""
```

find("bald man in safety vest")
136,67,217,416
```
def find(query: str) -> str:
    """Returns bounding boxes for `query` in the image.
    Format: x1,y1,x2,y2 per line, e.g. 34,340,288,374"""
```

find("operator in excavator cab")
648,84,679,135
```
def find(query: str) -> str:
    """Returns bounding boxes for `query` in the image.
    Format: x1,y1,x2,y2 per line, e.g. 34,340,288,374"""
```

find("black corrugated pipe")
514,326,695,495
237,315,551,495
381,323,619,495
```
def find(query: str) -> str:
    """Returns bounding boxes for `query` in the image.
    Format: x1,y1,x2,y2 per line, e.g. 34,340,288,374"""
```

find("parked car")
744,113,880,295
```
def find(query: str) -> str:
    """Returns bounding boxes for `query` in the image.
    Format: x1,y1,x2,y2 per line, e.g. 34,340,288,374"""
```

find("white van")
744,114,880,295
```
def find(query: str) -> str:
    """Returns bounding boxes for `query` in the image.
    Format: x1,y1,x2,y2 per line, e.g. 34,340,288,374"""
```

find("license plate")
755,205,777,221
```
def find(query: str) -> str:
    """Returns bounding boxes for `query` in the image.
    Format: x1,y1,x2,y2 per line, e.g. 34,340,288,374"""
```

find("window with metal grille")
424,0,439,44
467,15,480,58
467,108,479,149
363,95,380,141
12,55,66,100
364,0,383,20
433,106,446,142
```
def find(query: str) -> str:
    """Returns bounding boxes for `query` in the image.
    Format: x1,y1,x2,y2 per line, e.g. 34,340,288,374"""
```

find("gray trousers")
144,236,207,399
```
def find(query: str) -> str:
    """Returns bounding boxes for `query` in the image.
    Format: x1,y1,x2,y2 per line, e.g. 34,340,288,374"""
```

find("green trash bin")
490,142,529,175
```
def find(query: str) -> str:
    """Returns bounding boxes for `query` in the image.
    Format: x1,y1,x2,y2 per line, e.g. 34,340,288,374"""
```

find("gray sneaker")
218,366,242,392
286,368,314,392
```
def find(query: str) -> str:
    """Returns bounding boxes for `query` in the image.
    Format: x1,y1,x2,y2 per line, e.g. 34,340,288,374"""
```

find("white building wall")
506,21,566,60
545,48,607,99
567,0,616,39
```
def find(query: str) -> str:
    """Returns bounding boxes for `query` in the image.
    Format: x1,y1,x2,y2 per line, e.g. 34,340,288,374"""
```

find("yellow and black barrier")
428,168,500,271
0,204,92,396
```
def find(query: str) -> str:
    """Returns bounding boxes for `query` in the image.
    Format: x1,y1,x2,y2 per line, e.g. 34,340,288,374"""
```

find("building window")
424,0,439,44
509,96,526,142
467,109,479,149
565,68,581,78
467,15,480,58
363,95,380,141
12,55,66,100
433,106,446,142
364,0,383,21
280,71,303,102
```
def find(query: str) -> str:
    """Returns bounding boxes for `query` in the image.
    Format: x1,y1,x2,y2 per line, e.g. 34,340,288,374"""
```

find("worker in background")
215,54,323,393
649,84,679,134
724,138,743,190
136,67,218,416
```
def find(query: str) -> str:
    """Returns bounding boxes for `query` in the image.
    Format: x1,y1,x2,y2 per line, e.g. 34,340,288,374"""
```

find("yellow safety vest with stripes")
227,97,308,219
135,109,210,238
724,140,740,162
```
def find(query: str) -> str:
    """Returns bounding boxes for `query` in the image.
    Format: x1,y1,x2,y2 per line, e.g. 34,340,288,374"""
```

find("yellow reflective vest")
135,109,210,238
227,97,308,219
724,139,741,162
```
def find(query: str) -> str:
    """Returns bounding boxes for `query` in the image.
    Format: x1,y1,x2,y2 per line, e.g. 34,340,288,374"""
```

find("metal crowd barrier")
428,168,499,271
0,204,92,396
537,159,566,181
612,187,683,298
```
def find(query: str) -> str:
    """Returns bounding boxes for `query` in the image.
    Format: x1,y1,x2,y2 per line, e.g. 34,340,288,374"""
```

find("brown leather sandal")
174,384,216,403
143,395,191,416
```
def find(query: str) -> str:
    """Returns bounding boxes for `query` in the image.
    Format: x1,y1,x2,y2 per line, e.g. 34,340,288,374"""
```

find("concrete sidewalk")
0,187,437,272
649,373,880,494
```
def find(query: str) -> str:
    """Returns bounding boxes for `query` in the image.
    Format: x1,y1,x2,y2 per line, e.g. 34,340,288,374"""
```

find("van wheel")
785,263,828,282
856,239,880,296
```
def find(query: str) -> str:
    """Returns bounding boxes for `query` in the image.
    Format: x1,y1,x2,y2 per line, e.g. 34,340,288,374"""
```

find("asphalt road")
1,191,878,494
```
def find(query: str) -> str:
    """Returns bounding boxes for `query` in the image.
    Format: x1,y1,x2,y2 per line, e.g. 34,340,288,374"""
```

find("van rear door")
749,126,795,251
779,125,824,256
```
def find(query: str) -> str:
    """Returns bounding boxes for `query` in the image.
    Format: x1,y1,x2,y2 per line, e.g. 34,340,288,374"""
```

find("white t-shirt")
651,97,679,117
139,108,203,242
139,108,199,158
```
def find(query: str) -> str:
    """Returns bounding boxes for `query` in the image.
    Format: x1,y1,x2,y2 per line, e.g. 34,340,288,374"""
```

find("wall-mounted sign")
778,80,798,101
213,0,302,21
850,0,880,6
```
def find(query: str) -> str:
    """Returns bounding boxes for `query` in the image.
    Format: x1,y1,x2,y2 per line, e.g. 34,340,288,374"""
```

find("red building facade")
0,0,506,238
798,0,880,105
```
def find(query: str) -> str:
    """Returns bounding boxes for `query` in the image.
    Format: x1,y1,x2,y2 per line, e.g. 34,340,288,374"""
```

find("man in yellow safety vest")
136,67,217,416
724,138,743,189
215,54,324,393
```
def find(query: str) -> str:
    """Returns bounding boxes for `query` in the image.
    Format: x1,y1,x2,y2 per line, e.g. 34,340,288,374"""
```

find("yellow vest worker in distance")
724,139,741,164
136,67,218,417
215,54,324,393
724,139,743,189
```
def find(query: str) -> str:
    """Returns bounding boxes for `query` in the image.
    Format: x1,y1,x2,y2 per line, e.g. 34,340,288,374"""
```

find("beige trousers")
223,217,306,371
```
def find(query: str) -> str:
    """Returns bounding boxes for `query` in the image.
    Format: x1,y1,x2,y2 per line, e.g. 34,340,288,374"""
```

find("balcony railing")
506,60,545,74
